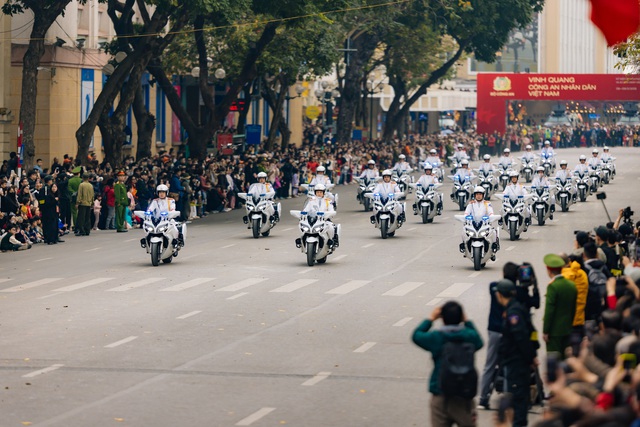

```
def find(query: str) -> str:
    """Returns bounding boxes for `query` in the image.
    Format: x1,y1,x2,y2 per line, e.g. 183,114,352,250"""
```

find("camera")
623,206,634,224
517,264,534,287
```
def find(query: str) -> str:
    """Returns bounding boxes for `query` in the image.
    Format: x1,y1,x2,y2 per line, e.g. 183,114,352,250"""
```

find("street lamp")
190,65,226,126
365,72,386,142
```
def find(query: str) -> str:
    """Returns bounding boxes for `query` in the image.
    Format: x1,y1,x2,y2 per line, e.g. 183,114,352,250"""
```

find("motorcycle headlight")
516,205,524,213
480,230,489,237
503,205,512,213
312,224,324,233
301,225,310,233
144,225,153,233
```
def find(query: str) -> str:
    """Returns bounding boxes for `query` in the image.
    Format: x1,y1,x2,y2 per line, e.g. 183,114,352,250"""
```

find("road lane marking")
84,247,101,252
221,243,236,249
176,311,202,319
362,243,375,248
1,278,62,293
437,282,474,298
297,268,313,275
34,258,53,262
426,297,443,306
468,272,482,278
441,216,450,220
332,254,347,262
532,230,540,234
227,292,248,300
561,213,568,217
393,317,414,327
270,279,318,293
382,281,423,297
236,407,276,426
107,278,164,292
105,336,138,348
216,278,267,292
0,278,12,284
302,372,331,386
407,227,417,231
353,342,376,353
281,227,294,232
23,364,64,378
160,278,215,292
326,280,371,295
53,278,112,292
505,246,516,251
124,238,138,242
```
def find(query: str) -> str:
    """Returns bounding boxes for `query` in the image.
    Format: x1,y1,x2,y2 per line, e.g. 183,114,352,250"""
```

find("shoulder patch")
508,314,520,325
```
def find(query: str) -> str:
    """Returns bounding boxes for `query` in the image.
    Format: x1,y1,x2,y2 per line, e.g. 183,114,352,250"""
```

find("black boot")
178,232,184,247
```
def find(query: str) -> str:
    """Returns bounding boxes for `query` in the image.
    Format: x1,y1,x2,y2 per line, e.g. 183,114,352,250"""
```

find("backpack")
439,340,478,399
585,263,608,320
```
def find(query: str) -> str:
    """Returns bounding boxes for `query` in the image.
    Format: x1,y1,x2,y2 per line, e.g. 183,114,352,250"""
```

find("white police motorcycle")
555,177,576,212
410,182,443,224
290,208,340,266
496,164,513,191
355,176,377,211
455,213,502,271
574,170,591,202
539,152,556,175
476,169,498,200
497,193,532,241
393,169,413,199
530,185,554,226
238,192,281,238
366,191,406,239
449,174,474,211
135,209,186,266
520,158,536,183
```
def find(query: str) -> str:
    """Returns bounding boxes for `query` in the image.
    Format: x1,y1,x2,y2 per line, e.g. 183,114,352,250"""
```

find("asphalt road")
1,147,637,427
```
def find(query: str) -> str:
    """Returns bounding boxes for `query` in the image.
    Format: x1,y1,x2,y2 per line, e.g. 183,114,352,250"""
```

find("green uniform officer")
542,253,577,359
114,171,129,232
67,166,82,232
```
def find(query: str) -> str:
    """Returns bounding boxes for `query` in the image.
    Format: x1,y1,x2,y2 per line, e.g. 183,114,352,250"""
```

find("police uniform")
114,171,129,232
542,254,577,358
67,166,82,231
498,280,538,427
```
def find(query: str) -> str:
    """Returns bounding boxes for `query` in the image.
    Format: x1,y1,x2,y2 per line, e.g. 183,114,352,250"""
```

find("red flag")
590,0,640,46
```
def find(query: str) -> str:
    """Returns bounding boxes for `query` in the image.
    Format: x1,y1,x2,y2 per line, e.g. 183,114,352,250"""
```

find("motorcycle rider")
302,183,339,247
147,184,184,246
531,166,556,218
309,165,336,206
498,148,514,169
555,160,576,202
462,185,499,257
521,145,536,162
393,154,411,173
452,143,468,164
247,171,279,222
587,148,602,169
541,140,555,157
359,159,379,180
414,164,443,215
601,146,613,163
373,169,406,221
503,171,531,227
478,154,498,191
453,159,474,181
425,149,441,168
574,155,589,175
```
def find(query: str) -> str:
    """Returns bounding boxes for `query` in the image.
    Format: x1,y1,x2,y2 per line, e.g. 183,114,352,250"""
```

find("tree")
380,0,544,141
1,0,104,170
75,0,188,167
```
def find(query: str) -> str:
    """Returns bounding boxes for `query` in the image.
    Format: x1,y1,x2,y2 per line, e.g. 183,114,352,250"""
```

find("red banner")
477,73,640,135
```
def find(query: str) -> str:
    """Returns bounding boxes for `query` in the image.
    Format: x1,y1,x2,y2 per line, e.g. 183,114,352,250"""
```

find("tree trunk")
18,2,72,170
278,116,291,149
382,43,467,142
133,83,155,160
98,111,126,168
263,77,288,152
335,33,378,144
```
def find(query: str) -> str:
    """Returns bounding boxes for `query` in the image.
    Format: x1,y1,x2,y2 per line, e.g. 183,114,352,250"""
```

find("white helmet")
367,159,375,165
579,155,587,160
603,146,610,151
525,145,532,150
314,184,326,192
156,184,169,192
429,149,437,154
458,143,464,149
424,163,433,170
536,166,545,172
399,154,406,159
544,140,551,145
461,159,469,166
473,186,485,194
316,166,326,172
560,160,568,166
592,149,599,154
503,148,511,153
257,171,267,179
509,171,519,178
483,154,491,160
382,169,393,177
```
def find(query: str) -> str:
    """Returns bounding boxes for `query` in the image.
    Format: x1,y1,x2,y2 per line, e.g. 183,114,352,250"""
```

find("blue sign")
352,129,362,141
246,124,262,145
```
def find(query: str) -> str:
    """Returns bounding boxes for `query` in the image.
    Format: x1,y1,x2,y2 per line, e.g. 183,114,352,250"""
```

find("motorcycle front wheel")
473,246,483,271
364,198,370,212
252,218,261,239
561,198,568,212
150,242,160,266
509,221,518,241
537,209,545,226
458,197,466,211
525,171,532,183
422,207,429,224
579,188,587,202
306,242,317,266
380,219,389,239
